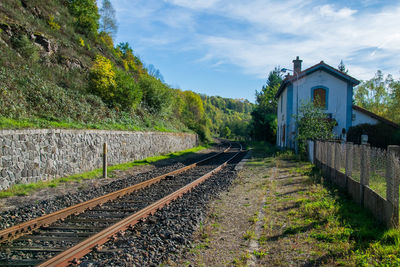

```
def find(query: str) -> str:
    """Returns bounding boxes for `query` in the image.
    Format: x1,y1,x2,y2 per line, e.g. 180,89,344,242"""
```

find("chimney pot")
293,56,302,75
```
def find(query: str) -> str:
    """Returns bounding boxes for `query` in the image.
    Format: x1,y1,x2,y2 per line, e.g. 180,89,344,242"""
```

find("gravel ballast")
0,148,222,230
80,151,246,266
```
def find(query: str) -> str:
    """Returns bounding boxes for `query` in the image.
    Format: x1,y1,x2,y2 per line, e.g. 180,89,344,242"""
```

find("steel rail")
0,143,232,243
39,143,242,267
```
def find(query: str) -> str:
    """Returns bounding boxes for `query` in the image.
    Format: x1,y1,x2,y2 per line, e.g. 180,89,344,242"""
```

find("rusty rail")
39,143,242,267
0,143,231,243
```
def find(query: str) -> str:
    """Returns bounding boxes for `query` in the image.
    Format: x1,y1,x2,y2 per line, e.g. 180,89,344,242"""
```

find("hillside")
0,0,252,141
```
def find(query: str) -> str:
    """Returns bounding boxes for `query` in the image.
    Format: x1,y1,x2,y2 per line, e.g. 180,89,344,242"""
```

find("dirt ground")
0,147,215,212
175,150,345,266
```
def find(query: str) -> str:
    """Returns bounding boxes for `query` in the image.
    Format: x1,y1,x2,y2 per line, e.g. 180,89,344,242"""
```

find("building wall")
0,129,198,191
293,70,350,138
352,108,379,126
277,88,288,147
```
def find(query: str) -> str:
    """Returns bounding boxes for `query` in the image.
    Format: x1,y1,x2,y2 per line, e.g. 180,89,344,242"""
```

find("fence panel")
369,147,388,199
352,144,362,182
311,140,400,228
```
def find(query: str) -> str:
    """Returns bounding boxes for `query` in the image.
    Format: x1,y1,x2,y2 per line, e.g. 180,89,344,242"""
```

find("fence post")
330,142,336,182
326,142,331,178
345,142,353,190
345,142,353,177
360,144,370,206
103,143,108,178
334,142,341,184
386,145,400,227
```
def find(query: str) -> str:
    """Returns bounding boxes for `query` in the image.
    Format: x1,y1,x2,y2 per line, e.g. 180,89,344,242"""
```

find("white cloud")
164,0,219,9
318,5,357,19
113,0,400,81
192,1,400,80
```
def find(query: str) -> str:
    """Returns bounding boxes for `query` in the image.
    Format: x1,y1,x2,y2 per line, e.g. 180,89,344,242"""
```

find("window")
313,88,326,108
311,86,328,109
282,125,285,143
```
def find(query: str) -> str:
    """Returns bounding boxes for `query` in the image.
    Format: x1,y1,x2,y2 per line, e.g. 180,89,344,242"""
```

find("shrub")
114,69,142,111
88,55,116,106
139,75,172,114
99,31,114,50
79,37,85,47
295,100,336,153
48,15,61,30
11,35,40,62
347,123,400,148
89,55,142,111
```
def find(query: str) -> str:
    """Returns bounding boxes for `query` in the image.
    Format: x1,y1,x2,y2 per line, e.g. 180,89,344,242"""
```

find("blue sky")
105,0,400,102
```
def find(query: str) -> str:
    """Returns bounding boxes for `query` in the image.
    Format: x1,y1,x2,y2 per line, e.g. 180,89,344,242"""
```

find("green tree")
388,79,400,123
114,69,142,110
354,70,391,117
181,90,205,129
68,0,100,36
99,0,118,37
295,100,336,153
250,67,283,142
139,75,172,114
222,126,231,138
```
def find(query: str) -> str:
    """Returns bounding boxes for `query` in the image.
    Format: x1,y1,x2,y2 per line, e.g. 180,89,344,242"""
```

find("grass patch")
253,249,268,258
243,230,256,240
0,116,186,133
0,145,207,199
287,165,400,265
249,212,259,224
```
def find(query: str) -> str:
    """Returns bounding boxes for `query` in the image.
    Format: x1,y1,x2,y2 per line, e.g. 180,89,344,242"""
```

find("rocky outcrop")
33,33,57,55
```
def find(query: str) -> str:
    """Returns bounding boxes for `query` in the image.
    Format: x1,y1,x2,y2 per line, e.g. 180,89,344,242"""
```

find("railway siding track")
0,142,243,266
0,144,230,244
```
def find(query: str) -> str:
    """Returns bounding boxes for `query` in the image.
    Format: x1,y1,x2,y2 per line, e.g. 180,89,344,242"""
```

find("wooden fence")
310,140,400,228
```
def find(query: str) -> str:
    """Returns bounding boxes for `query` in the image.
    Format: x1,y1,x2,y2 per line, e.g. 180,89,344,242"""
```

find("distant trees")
146,64,165,82
250,67,283,142
69,1,253,142
117,42,144,75
99,0,118,38
354,70,400,123
201,95,253,140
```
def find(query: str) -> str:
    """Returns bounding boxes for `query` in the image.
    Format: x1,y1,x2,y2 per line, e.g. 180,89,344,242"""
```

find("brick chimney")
292,56,302,75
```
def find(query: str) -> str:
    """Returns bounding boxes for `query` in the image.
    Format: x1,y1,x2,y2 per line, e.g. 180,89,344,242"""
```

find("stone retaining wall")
0,129,198,190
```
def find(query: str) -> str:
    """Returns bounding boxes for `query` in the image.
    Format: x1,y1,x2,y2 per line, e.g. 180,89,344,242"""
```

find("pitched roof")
352,105,399,129
275,61,360,98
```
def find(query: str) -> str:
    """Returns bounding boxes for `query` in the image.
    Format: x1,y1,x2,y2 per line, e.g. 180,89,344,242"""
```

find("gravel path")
175,151,269,266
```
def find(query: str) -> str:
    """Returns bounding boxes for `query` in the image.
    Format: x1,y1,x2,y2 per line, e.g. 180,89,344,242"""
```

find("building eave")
353,105,400,129
275,61,360,99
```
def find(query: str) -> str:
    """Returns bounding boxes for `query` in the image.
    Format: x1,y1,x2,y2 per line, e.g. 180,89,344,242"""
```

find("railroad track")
0,142,243,266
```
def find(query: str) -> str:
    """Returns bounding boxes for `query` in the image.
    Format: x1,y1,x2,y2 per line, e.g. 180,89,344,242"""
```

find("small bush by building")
347,123,400,148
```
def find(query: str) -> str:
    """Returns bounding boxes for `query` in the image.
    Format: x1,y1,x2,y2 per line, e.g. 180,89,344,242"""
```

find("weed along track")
0,142,244,266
